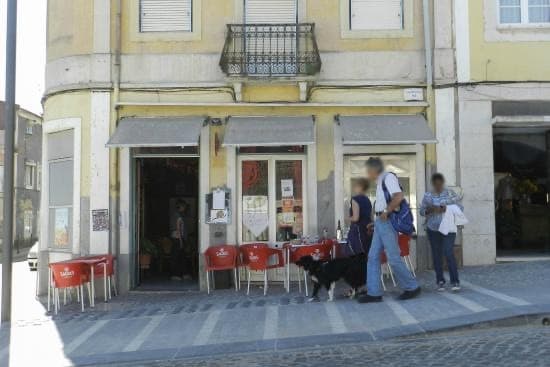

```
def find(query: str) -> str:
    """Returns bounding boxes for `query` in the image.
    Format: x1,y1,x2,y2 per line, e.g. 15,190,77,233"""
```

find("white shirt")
374,173,402,212
439,204,468,235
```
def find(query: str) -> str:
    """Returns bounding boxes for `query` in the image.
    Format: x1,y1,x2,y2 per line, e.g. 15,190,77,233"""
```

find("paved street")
0,259,550,366
119,324,550,367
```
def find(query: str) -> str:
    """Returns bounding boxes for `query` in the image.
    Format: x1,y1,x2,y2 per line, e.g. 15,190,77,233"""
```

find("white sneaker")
171,276,182,281
437,282,446,292
451,283,461,292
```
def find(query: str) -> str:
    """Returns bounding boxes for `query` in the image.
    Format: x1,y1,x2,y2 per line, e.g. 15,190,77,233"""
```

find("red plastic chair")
237,243,268,290
82,254,117,302
48,262,89,314
398,234,416,277
380,252,396,290
204,245,239,294
241,244,285,295
287,242,333,296
380,235,415,290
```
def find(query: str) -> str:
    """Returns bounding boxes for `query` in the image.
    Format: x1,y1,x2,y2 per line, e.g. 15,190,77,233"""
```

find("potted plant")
139,238,158,270
515,179,539,204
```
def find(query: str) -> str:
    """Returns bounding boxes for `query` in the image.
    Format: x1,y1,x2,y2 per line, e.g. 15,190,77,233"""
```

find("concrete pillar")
458,96,497,265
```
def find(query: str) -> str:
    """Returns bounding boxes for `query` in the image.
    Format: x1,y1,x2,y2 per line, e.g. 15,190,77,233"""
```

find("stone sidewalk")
1,261,550,366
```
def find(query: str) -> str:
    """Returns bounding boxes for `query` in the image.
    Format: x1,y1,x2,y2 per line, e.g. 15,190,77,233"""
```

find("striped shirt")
419,188,463,232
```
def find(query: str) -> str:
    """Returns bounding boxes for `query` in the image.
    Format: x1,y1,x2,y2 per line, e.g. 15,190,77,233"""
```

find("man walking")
358,158,421,303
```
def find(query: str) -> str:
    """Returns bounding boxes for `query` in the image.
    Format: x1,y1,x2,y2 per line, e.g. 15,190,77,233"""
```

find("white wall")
89,92,111,254
457,95,496,265
435,88,457,186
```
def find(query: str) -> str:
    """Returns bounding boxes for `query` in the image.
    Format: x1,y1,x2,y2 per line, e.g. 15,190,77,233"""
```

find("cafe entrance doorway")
135,156,200,290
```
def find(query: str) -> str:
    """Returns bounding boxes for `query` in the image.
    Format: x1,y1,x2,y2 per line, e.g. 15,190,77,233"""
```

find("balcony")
220,23,321,78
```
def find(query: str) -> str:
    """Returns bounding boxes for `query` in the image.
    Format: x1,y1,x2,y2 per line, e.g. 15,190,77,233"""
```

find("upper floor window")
140,0,192,32
25,124,33,135
350,0,403,30
499,0,550,25
25,162,36,189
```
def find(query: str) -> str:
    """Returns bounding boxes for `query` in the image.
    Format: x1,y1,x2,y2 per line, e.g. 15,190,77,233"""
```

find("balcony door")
244,0,298,75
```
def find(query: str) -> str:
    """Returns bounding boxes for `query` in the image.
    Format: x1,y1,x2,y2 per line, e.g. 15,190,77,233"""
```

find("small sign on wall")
92,209,109,231
404,88,424,101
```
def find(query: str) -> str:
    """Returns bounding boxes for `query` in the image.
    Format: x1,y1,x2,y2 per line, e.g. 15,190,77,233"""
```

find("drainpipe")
110,0,122,279
419,0,436,271
422,0,435,178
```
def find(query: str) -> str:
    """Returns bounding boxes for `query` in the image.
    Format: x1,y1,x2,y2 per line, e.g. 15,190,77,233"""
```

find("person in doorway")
171,200,188,281
419,173,462,292
358,157,421,303
347,178,373,257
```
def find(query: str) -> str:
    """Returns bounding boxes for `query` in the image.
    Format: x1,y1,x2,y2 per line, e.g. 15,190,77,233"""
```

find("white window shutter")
350,0,403,30
140,0,192,32
245,0,297,23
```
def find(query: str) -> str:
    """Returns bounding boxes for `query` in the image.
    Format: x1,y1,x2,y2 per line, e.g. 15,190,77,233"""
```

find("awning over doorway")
339,115,437,145
223,116,315,147
106,117,205,148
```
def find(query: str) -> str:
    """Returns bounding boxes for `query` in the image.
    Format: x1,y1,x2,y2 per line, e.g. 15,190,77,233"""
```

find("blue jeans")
367,219,419,297
427,229,459,285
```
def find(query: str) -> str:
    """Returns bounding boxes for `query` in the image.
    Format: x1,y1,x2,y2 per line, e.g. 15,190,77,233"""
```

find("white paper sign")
281,179,294,198
212,189,225,210
243,212,269,237
243,195,268,213
210,209,228,224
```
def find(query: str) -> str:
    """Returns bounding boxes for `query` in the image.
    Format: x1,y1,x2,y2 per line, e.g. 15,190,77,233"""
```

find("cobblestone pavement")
1,260,550,366
121,325,550,367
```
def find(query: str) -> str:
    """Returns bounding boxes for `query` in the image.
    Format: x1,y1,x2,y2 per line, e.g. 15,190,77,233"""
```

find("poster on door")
54,208,70,248
281,179,294,198
243,195,269,237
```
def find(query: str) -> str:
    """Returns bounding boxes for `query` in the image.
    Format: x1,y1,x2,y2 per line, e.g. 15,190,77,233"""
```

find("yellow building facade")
435,0,550,265
41,0,473,293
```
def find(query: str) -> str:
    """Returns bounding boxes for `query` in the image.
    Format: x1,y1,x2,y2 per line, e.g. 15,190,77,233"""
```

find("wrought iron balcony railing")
220,23,321,77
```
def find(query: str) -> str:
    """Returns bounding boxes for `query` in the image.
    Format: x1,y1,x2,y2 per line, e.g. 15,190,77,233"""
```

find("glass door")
238,155,306,245
238,155,306,282
343,154,418,229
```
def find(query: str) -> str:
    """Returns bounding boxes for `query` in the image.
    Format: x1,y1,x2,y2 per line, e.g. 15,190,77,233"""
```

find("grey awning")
106,117,205,148
340,115,436,145
223,116,315,147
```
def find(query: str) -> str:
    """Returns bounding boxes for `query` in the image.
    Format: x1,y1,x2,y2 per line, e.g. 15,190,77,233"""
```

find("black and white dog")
296,255,367,302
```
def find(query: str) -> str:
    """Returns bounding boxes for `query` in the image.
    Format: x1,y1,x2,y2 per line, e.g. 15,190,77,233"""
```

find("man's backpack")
381,173,415,235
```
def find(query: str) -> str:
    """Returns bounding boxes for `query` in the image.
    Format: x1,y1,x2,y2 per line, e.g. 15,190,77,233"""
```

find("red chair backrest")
242,245,278,271
239,243,268,266
380,251,388,264
289,243,332,263
398,234,411,257
50,262,86,288
204,245,237,269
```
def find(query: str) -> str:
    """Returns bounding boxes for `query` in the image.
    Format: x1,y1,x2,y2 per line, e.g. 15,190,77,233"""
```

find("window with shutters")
350,0,403,31
244,0,297,24
340,0,413,38
140,0,193,32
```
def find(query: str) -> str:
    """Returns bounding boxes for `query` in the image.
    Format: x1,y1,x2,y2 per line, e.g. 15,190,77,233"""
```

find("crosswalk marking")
386,300,418,325
65,320,109,355
441,292,488,313
193,310,221,346
123,315,164,352
263,306,279,340
324,302,348,334
461,280,531,306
